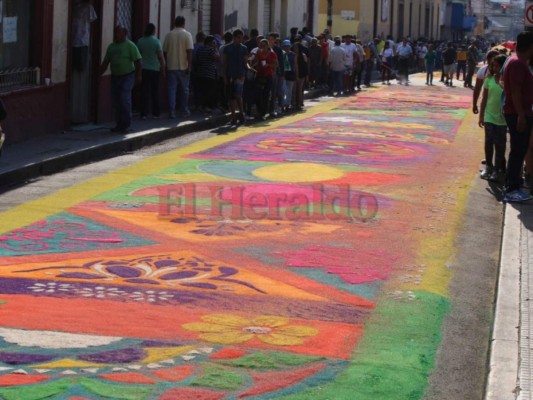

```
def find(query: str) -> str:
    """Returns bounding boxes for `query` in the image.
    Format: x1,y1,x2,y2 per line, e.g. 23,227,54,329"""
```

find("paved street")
0,77,503,400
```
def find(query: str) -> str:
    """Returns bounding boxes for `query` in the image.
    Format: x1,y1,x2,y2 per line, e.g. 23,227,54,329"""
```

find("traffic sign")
526,4,533,27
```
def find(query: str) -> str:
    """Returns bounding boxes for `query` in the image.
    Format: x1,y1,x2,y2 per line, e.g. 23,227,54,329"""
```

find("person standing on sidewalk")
281,40,297,111
341,35,357,93
194,35,220,114
424,44,436,85
137,23,165,119
363,39,378,87
268,32,284,117
329,37,346,96
465,41,479,88
442,42,457,87
472,49,499,115
380,41,393,85
100,26,142,133
478,54,508,181
396,37,412,85
251,39,277,120
502,31,533,202
163,16,193,119
222,29,249,125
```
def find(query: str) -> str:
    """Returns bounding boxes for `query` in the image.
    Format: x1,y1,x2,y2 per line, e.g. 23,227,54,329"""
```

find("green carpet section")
192,363,244,390
278,291,450,400
218,352,325,369
0,379,72,400
79,378,154,399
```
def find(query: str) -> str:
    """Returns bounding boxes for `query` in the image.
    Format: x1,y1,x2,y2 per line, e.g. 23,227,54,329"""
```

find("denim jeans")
504,114,533,192
111,72,135,130
167,69,190,114
332,70,343,93
283,80,294,107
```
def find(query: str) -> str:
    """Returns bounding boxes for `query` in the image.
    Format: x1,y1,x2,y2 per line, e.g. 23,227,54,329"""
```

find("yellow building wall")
318,0,441,41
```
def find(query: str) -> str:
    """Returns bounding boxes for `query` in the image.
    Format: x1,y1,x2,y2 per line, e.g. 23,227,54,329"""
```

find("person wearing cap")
281,39,297,111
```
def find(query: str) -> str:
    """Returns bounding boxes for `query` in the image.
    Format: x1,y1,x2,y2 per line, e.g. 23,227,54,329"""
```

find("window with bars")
0,0,37,90
116,0,133,38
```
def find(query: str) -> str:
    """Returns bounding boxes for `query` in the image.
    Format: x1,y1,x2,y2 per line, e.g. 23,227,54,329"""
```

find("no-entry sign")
526,3,533,27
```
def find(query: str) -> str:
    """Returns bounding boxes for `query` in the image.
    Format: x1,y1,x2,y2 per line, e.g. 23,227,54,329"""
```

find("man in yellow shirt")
163,16,193,118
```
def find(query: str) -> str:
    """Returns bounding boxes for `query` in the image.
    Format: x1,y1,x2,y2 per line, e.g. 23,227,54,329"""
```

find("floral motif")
19,255,265,294
183,314,318,346
171,218,283,237
0,215,150,255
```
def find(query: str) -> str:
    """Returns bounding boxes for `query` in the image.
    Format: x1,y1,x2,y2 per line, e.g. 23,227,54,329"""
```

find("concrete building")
0,0,317,144
316,0,477,42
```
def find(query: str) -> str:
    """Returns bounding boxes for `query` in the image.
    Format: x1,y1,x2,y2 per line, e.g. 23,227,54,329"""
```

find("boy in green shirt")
478,55,508,181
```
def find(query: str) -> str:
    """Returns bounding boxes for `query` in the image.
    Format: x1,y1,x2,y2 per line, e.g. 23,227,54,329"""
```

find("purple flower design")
0,352,56,365
18,255,266,293
78,348,145,364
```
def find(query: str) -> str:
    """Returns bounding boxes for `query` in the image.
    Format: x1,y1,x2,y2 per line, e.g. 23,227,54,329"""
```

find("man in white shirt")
329,37,346,96
396,37,413,85
163,16,193,118
341,35,357,93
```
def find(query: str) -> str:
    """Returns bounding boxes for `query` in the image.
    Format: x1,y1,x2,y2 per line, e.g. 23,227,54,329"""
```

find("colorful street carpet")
0,83,480,399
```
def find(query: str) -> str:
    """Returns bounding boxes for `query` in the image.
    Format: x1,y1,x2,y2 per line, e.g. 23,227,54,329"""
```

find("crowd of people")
100,17,509,133
473,31,533,203
98,18,533,204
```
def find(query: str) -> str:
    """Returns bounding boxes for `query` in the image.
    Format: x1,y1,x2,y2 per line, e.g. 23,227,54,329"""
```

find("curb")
485,203,520,400
0,114,227,189
0,88,329,190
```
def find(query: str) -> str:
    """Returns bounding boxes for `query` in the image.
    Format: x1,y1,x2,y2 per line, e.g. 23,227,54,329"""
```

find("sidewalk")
0,88,329,190
486,201,533,400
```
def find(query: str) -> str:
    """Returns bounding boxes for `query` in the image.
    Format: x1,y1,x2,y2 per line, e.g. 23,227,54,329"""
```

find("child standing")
424,44,436,85
478,55,508,181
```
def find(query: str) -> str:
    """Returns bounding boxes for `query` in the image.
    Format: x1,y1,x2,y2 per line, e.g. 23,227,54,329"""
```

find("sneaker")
480,168,493,180
503,189,533,203
523,175,532,189
182,110,191,118
488,171,499,182
169,112,176,119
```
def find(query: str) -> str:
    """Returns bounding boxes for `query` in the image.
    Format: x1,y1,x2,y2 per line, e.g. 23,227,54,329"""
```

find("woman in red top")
251,39,278,120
